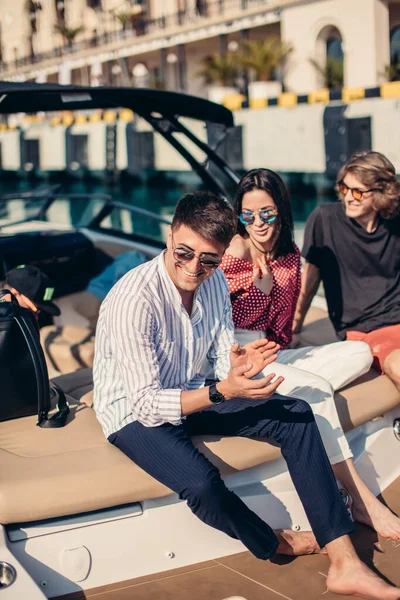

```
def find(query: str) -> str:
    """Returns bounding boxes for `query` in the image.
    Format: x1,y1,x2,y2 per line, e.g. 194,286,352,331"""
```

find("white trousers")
234,329,373,464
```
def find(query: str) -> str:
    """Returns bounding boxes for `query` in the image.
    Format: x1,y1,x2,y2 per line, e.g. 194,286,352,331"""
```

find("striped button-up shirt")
93,251,234,438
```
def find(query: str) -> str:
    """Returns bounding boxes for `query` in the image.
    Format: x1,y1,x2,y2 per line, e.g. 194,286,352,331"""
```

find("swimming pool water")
0,173,337,247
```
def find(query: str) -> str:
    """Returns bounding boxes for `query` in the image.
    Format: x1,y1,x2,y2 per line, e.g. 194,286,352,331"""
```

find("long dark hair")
234,168,295,258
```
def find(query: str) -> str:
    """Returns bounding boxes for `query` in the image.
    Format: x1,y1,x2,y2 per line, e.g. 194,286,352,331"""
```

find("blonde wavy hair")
337,151,400,219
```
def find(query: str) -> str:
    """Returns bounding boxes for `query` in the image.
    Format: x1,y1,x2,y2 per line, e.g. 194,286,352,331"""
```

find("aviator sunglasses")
172,236,222,270
239,208,278,226
338,181,378,202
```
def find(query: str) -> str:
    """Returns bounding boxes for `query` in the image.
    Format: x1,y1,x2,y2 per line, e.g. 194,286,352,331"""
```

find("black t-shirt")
302,202,400,339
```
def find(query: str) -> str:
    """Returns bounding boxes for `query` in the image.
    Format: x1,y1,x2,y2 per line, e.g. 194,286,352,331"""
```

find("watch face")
209,384,225,404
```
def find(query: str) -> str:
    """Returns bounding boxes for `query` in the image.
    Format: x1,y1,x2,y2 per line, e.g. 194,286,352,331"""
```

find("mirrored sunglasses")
173,247,221,270
239,209,277,226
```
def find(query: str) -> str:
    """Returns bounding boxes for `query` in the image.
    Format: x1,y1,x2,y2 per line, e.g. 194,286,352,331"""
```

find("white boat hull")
2,406,399,599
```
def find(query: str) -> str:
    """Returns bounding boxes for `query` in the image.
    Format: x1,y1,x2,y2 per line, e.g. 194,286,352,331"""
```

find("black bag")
0,290,69,427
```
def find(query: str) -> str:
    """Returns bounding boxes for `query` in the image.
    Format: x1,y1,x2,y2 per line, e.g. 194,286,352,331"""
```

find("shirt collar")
158,250,180,304
158,250,204,323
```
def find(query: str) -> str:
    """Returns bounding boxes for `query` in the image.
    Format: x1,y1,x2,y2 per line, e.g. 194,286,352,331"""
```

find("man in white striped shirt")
94,191,399,599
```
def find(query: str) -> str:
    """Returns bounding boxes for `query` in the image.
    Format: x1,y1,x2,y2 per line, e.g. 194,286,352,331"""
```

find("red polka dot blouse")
219,247,301,348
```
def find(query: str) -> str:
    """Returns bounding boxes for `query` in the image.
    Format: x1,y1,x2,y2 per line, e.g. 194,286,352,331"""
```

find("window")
390,27,400,64
326,37,343,61
315,26,344,89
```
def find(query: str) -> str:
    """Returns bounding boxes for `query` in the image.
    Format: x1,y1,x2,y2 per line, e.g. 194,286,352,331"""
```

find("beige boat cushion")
95,240,138,259
299,306,339,347
1,365,399,525
336,370,400,432
0,304,395,525
40,325,95,375
0,398,281,525
54,291,102,331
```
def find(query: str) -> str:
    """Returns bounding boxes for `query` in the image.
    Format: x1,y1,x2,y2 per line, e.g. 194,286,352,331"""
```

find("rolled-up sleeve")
107,291,182,427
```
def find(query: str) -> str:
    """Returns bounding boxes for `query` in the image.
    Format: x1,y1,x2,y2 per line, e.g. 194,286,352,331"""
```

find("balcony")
0,0,293,79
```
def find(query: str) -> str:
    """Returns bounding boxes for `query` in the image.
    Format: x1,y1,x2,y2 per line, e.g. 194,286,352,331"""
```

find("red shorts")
346,324,400,373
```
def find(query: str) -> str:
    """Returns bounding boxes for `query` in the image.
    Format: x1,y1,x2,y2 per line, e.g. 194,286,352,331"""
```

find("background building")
1,0,400,182
0,0,400,97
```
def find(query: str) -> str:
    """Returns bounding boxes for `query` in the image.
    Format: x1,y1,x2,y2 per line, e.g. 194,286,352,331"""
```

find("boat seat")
40,323,95,375
0,368,399,526
0,398,281,525
298,307,400,430
299,306,339,346
53,291,102,330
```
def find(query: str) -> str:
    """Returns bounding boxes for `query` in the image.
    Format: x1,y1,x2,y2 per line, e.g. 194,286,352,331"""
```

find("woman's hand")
253,256,273,296
230,338,280,379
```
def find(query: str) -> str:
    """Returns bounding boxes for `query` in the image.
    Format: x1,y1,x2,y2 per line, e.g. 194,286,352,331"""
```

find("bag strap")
14,311,70,428
38,384,70,429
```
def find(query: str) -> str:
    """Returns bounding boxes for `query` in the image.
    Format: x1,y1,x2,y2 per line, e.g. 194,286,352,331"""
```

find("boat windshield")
0,85,240,245
0,188,53,225
0,186,172,244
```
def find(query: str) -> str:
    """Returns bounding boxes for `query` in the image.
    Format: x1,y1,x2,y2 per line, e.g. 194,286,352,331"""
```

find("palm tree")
54,23,84,48
197,53,239,87
310,57,344,89
385,62,400,82
113,11,132,31
238,38,293,82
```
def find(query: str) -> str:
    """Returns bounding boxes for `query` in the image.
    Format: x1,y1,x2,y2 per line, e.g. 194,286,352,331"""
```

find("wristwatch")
208,383,225,404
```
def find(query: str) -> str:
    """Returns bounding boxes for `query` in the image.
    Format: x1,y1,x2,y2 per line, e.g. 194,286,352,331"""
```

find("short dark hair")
172,191,236,248
234,168,295,258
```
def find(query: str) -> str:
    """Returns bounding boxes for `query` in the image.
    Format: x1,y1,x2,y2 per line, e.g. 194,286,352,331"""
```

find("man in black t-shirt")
293,151,400,391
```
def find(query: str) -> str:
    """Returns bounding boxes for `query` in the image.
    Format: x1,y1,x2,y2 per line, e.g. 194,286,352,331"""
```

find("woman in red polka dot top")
219,168,373,393
220,168,300,349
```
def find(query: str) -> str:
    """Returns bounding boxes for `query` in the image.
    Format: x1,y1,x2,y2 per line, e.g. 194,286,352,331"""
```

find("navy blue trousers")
109,396,354,560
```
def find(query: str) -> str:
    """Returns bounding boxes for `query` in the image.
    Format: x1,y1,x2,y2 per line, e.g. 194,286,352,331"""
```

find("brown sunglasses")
338,181,377,202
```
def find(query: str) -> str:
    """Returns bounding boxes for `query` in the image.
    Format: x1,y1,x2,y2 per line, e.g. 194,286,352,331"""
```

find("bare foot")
274,529,325,556
352,498,400,540
327,560,400,599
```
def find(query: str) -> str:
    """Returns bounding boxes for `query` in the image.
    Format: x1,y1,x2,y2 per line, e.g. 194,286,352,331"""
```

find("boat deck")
56,475,400,600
